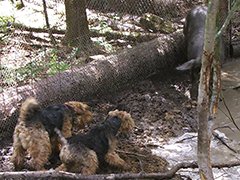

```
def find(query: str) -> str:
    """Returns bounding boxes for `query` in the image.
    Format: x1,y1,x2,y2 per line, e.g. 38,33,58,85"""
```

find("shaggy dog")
55,110,134,175
11,97,92,170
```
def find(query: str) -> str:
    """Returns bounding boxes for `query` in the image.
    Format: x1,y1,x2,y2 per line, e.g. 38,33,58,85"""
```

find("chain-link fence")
1,0,240,177
0,0,238,140
0,0,192,139
230,0,240,57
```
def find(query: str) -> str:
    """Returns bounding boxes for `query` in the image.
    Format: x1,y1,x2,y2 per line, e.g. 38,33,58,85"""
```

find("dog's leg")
55,163,67,171
81,150,98,175
28,133,51,170
105,138,128,169
105,151,128,169
11,128,26,170
11,142,25,170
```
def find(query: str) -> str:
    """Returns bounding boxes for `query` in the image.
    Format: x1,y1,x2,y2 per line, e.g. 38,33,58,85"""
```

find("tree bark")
42,0,56,45
0,32,185,138
197,1,219,180
64,0,92,47
1,161,240,179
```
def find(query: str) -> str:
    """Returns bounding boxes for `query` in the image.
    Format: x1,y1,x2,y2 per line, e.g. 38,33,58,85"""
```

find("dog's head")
108,110,134,134
64,101,93,129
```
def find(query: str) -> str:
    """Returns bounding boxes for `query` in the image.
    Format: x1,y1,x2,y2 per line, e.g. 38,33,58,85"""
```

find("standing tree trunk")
64,0,92,48
197,1,219,179
42,0,56,45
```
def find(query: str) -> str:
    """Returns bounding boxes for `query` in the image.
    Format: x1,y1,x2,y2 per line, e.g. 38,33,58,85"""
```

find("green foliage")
1,49,70,87
92,37,114,53
15,2,24,10
46,49,70,75
16,61,45,81
0,16,15,41
1,61,45,86
91,20,112,34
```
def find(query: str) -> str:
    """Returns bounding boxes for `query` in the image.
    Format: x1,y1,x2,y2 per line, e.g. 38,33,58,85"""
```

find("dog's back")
54,110,133,173
19,97,69,136
67,116,121,163
13,97,52,170
55,128,98,174
41,104,72,136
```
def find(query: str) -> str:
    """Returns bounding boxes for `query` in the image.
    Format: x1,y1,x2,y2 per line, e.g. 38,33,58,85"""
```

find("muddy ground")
88,71,198,175
0,0,201,178
0,70,197,179
1,0,239,179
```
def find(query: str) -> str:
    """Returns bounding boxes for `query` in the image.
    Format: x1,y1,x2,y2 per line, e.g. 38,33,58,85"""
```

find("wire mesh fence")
0,0,238,140
0,0,186,139
230,0,240,57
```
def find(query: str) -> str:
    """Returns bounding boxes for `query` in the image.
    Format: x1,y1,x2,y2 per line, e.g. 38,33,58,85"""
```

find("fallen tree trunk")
1,161,240,179
0,31,185,138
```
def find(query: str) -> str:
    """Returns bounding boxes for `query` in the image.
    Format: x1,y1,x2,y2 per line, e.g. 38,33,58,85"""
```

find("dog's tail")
108,110,135,133
19,97,40,122
54,128,67,146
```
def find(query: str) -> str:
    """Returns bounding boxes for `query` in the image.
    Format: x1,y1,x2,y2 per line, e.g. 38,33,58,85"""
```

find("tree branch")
212,131,238,153
42,0,56,45
12,23,159,43
216,0,240,39
1,161,240,179
220,92,240,131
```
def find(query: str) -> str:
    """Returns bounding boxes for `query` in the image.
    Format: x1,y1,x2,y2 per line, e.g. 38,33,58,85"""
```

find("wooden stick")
1,161,240,179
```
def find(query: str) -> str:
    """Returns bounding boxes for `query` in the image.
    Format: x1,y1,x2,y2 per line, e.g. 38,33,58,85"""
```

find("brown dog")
11,97,92,170
55,110,134,174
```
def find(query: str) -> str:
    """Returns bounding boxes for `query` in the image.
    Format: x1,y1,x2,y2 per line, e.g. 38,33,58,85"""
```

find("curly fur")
108,110,135,134
11,97,51,170
64,101,92,131
54,128,98,175
55,110,134,174
11,97,93,171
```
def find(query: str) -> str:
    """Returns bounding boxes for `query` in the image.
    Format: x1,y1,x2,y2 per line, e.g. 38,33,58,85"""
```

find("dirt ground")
1,0,239,179
0,1,199,178
0,70,197,179
92,72,198,177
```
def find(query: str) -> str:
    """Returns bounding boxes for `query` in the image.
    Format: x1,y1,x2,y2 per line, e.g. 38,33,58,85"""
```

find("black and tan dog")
11,97,92,171
55,110,135,175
